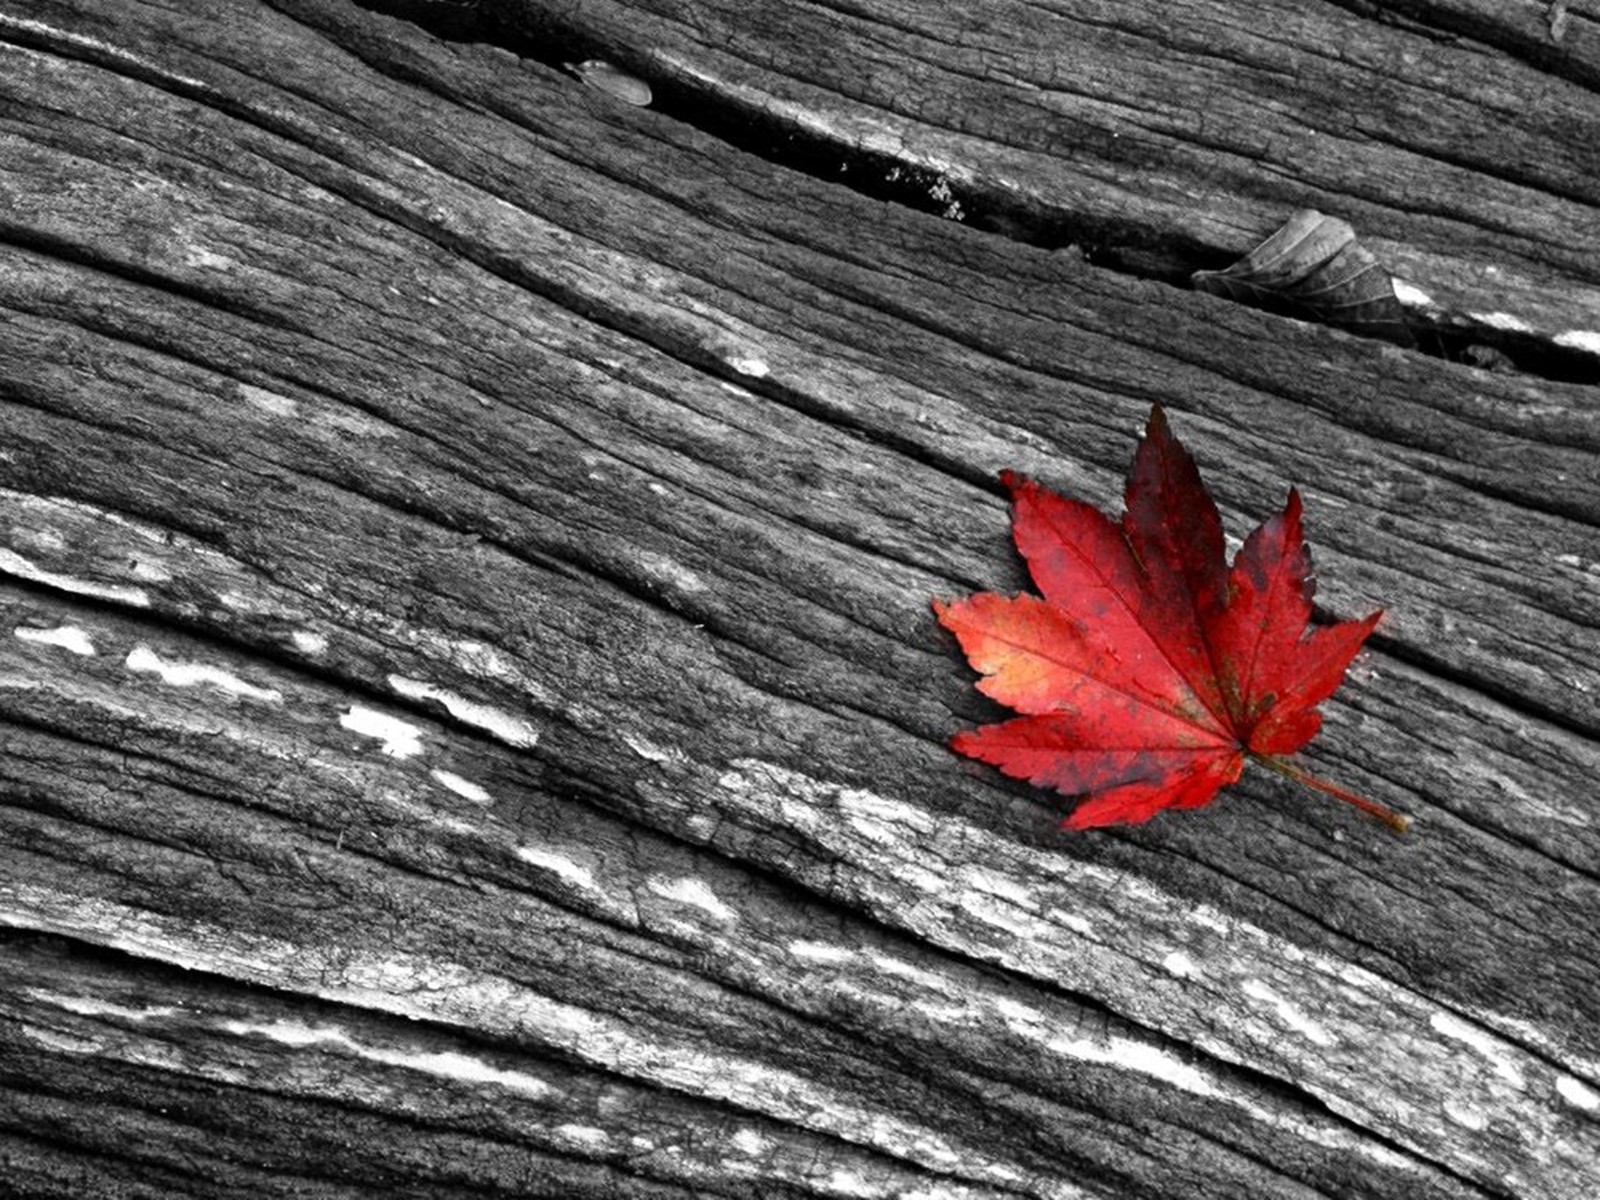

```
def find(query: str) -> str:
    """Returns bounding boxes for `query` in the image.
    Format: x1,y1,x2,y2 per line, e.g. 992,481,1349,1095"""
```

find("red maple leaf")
936,405,1406,832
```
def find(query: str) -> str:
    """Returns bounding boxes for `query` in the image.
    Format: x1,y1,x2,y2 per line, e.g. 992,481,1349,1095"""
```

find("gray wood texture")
2,1,1597,1196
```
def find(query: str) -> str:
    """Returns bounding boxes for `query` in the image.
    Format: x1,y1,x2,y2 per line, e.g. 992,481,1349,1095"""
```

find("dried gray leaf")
567,60,652,107
1192,209,1414,347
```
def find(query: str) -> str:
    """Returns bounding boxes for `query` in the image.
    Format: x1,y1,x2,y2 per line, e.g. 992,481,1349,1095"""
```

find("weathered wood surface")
1,1,1597,1196
499,0,1600,366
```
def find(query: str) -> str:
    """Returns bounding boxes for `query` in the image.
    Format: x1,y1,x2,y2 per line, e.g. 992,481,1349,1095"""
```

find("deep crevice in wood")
348,0,1600,388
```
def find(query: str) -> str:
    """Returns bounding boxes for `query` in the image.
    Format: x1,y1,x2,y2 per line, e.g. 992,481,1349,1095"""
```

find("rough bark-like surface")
488,0,1600,366
1,1,1597,1197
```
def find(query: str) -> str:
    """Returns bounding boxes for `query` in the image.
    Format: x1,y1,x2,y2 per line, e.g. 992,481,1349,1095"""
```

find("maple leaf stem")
1251,754,1412,834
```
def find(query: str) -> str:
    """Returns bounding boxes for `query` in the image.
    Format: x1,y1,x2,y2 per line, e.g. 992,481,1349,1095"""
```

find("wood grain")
483,0,1600,359
2,1,1597,1196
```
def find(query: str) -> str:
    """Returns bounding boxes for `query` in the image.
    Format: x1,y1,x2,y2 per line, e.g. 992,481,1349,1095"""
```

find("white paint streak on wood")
0,547,151,607
554,1124,610,1148
1052,910,1094,936
990,992,1220,1098
992,996,1045,1026
790,940,853,963
648,876,735,922
20,1025,103,1054
623,734,685,764
340,705,424,759
1242,979,1335,1047
1430,1012,1526,1087
125,644,282,703
29,991,177,1022
239,384,299,417
865,951,951,992
431,769,491,804
635,549,706,595
1391,280,1434,307
985,988,1411,1168
433,638,512,679
2,491,164,545
0,15,212,90
515,847,597,892
1443,1099,1488,1131
387,674,539,749
291,630,328,655
224,1017,331,1048
906,1001,969,1027
824,1169,875,1198
1163,951,1197,979
1094,1036,1219,1098
831,784,935,847
223,1018,555,1097
219,589,291,616
1554,330,1600,354
1467,311,1532,332
183,245,236,271
1189,908,1232,935
14,624,95,656
1556,1075,1600,1110
966,866,1035,907
1472,1010,1600,1084
422,637,564,713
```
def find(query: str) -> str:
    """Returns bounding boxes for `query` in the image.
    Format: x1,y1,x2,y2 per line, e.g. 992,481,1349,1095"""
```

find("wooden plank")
480,0,1600,362
1,0,1598,1196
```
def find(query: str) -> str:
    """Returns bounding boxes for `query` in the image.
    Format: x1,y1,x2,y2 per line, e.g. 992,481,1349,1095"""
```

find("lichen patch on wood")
13,624,95,656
